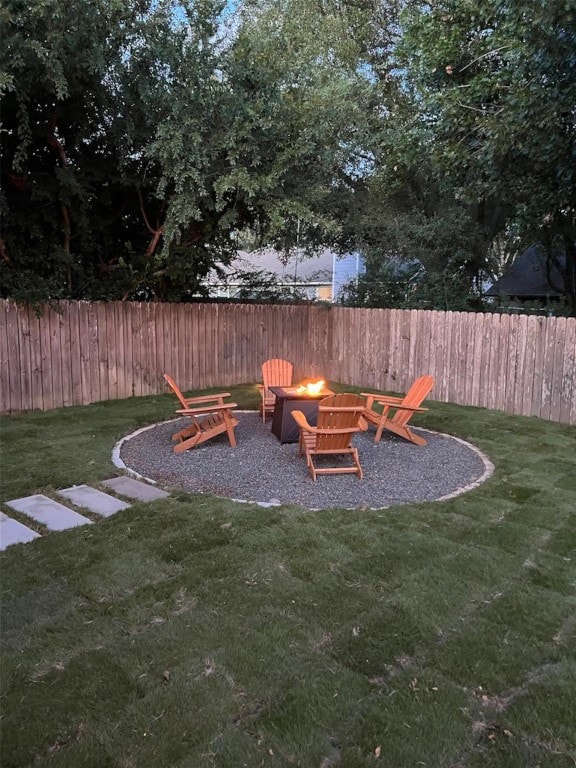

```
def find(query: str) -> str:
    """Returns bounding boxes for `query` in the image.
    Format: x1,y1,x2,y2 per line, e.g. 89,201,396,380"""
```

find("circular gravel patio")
116,411,493,510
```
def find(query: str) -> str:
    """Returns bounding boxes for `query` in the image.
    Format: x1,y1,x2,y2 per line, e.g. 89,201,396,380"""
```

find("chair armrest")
182,393,233,405
177,403,237,415
361,392,404,406
291,410,315,432
362,394,427,414
388,404,428,413
361,393,374,410
364,401,427,415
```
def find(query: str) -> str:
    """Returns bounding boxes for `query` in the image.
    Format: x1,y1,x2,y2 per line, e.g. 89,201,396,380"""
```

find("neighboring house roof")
484,244,566,299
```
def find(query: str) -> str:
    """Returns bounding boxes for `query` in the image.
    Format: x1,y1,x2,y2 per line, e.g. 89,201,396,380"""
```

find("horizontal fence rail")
0,300,575,425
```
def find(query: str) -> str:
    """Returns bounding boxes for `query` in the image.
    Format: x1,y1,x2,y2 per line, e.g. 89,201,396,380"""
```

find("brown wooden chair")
291,393,367,481
163,373,238,452
361,375,434,446
257,358,293,422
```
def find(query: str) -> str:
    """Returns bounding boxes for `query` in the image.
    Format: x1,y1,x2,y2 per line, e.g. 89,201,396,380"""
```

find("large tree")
1,0,228,301
396,0,576,312
0,0,374,302
324,0,513,308
153,0,376,258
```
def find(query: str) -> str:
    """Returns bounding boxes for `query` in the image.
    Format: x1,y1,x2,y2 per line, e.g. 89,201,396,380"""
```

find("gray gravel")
119,411,490,510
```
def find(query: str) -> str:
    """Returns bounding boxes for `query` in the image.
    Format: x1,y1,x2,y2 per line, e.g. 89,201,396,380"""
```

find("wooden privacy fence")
1,300,575,425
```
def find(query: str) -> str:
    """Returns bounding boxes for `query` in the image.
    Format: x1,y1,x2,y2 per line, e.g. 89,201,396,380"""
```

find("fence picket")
497,313,511,412
560,319,576,425
77,301,92,405
0,303,10,411
529,317,546,419
39,309,55,411
5,302,22,411
549,317,567,424
512,314,528,416
16,304,32,410
540,318,557,422
521,316,537,417
47,310,66,408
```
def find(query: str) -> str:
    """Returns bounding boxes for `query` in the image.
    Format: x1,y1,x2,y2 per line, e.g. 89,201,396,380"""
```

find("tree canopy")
1,0,575,313
1,0,371,302
395,0,576,310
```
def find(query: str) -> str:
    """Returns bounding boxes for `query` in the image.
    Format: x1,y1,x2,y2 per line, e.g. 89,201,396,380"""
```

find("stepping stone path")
57,485,131,517
1,477,169,552
0,512,41,548
101,476,170,502
5,495,93,531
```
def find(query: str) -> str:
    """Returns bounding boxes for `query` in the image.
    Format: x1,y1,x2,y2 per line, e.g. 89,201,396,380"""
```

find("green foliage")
329,2,512,308
0,0,375,303
396,0,576,310
1,0,205,300
2,0,575,313
341,251,484,311
335,0,576,313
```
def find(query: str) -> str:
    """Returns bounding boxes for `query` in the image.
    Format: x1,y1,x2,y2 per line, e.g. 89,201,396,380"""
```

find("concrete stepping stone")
5,494,93,530
0,511,41,550
101,476,170,502
57,485,131,518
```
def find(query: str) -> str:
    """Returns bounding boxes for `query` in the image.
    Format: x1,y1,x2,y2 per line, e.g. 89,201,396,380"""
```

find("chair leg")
225,421,237,447
400,426,427,446
307,455,317,481
262,401,275,422
373,406,391,444
352,448,363,480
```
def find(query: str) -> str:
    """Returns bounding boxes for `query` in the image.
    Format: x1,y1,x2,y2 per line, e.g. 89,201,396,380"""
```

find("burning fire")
296,379,326,396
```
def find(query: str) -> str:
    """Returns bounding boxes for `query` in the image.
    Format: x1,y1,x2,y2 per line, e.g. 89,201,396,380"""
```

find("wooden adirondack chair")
291,393,367,481
164,374,239,452
361,375,434,446
257,358,293,422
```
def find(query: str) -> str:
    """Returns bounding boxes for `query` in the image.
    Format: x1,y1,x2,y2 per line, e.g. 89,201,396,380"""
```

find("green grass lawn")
1,385,575,768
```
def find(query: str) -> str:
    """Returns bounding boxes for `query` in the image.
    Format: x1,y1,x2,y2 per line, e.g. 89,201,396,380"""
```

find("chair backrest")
262,358,293,397
316,393,367,450
163,373,189,410
395,375,434,427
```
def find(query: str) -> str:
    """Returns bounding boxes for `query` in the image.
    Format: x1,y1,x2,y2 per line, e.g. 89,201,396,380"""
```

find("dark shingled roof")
484,245,566,298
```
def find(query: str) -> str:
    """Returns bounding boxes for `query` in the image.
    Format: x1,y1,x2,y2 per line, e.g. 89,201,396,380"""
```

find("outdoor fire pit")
269,383,334,443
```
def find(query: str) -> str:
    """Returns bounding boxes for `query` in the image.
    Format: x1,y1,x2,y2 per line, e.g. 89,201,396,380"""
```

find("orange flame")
296,379,326,396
